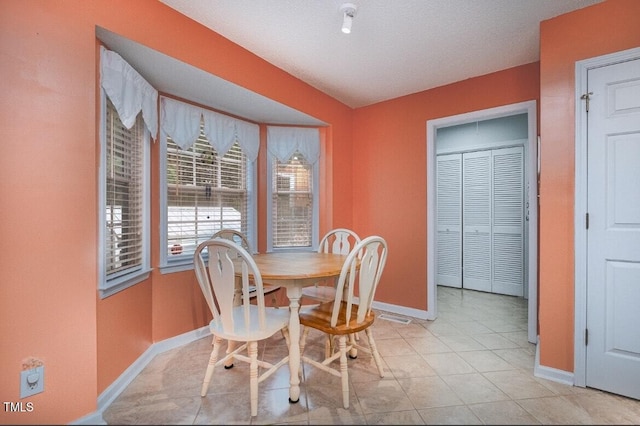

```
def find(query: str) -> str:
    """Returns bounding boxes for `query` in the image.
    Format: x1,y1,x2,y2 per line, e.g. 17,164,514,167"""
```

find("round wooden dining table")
237,251,348,403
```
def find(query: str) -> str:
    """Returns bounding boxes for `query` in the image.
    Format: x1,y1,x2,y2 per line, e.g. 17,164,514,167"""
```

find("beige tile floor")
103,287,640,424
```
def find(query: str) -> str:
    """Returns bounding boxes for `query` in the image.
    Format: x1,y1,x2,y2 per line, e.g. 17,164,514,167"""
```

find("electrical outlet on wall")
20,358,44,398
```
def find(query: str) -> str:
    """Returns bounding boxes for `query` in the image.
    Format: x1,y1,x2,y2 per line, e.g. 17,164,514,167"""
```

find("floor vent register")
377,314,412,325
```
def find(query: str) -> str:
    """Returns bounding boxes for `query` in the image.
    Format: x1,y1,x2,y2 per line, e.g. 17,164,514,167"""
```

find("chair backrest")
318,228,361,255
193,238,268,335
212,229,252,253
330,235,388,327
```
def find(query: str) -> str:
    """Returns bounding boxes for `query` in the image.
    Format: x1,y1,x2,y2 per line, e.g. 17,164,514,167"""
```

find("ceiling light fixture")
340,3,357,34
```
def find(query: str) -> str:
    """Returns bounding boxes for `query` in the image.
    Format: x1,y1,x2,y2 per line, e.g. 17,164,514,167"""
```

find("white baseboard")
69,411,106,425
533,338,575,386
371,300,430,320
72,326,209,425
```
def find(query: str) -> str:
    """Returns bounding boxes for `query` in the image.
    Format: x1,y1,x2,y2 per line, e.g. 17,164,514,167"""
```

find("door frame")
426,100,538,344
573,46,640,388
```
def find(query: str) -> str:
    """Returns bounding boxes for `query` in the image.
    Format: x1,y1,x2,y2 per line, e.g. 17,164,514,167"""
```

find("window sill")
99,268,152,299
267,247,315,253
159,261,195,275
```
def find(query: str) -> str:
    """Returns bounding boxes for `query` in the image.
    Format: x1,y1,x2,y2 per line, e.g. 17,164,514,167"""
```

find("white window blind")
164,121,250,262
104,98,146,279
271,151,314,248
99,46,153,297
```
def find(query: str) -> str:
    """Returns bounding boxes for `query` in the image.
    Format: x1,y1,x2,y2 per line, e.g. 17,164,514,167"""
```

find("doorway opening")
427,101,538,344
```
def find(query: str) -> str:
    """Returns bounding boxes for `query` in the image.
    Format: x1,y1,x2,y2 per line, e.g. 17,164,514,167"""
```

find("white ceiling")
96,27,326,126
159,0,602,108
98,1,602,127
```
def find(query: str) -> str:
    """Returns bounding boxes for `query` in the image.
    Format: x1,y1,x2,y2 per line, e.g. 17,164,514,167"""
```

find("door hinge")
580,92,593,112
586,212,589,229
585,328,589,346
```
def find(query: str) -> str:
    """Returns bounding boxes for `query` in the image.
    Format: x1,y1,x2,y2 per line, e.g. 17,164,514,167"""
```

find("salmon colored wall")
538,0,640,372
352,64,540,310
3,0,633,423
1,2,99,424
0,1,352,423
97,281,153,390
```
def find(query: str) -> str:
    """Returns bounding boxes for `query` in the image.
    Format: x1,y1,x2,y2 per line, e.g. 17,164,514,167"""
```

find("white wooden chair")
301,228,361,302
212,229,282,305
193,238,290,417
300,228,362,357
210,229,286,369
299,235,388,409
211,229,252,252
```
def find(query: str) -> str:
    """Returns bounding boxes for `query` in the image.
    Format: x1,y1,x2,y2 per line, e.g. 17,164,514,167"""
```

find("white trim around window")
266,126,320,252
98,91,152,298
158,122,258,274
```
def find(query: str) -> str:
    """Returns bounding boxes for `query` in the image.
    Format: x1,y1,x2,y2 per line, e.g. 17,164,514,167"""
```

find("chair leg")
281,326,291,347
248,341,258,417
300,327,310,355
325,333,339,358
348,333,358,359
324,334,332,359
224,340,235,369
300,327,310,378
337,335,350,409
202,336,222,397
365,328,385,378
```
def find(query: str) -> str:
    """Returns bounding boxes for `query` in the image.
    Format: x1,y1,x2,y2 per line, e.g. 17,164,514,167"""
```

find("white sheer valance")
100,46,158,137
267,126,320,164
160,97,260,161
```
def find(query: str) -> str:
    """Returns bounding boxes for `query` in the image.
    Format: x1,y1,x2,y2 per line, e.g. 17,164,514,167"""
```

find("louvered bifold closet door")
491,146,524,296
436,154,462,288
462,151,492,292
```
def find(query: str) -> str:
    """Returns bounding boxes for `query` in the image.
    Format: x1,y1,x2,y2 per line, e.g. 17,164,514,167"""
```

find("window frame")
159,125,257,273
266,150,319,252
98,90,152,298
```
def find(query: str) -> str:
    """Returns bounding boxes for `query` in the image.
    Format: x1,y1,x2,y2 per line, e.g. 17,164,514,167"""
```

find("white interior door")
492,147,524,297
436,154,462,287
463,150,492,292
586,57,640,400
